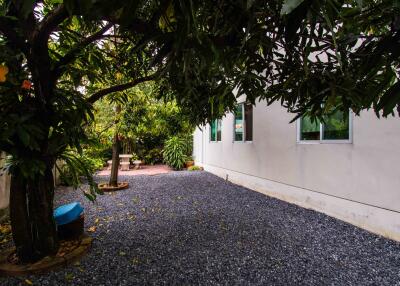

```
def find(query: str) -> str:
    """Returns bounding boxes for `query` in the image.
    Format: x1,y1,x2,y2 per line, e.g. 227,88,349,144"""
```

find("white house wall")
0,156,62,220
0,153,10,221
193,101,400,241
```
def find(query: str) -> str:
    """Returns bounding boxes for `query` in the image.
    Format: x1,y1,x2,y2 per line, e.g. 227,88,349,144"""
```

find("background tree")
117,83,194,164
87,83,194,186
0,0,399,263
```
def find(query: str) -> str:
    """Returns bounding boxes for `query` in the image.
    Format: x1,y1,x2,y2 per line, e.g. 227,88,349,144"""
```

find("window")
234,103,253,141
210,119,222,142
298,110,351,143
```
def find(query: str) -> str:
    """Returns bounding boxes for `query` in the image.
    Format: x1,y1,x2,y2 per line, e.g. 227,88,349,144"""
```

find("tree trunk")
109,105,121,187
9,172,34,262
9,164,59,263
109,132,120,187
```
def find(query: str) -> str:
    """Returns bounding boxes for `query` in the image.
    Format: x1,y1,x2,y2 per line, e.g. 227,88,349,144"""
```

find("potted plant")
185,156,194,168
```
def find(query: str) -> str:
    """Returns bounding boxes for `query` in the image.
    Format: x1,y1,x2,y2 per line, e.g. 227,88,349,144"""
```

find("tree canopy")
1,1,399,162
87,82,193,165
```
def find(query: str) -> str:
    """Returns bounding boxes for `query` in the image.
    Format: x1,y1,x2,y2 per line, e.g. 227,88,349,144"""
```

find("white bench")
107,160,113,169
119,154,133,171
107,155,134,170
132,160,143,169
120,161,130,171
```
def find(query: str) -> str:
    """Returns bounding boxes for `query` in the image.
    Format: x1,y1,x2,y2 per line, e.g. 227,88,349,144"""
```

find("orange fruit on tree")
0,65,9,82
21,80,32,90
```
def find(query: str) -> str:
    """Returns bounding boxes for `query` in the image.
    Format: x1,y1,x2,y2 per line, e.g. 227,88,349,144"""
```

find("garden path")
96,164,172,176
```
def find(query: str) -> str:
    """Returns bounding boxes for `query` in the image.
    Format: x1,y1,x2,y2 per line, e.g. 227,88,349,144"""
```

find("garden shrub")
182,134,193,157
163,136,189,170
143,148,163,165
59,153,104,186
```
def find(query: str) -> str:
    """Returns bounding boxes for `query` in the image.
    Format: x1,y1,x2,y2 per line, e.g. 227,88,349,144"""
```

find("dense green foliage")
163,136,191,170
57,150,103,193
86,83,194,166
267,0,400,120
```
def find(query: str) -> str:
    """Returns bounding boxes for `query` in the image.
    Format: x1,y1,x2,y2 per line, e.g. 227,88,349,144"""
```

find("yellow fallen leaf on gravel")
65,273,74,281
94,218,100,224
24,279,33,285
0,224,11,234
132,257,140,265
0,238,9,244
88,226,97,232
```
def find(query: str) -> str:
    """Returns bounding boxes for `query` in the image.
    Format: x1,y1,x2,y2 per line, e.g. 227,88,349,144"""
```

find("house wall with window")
193,100,400,241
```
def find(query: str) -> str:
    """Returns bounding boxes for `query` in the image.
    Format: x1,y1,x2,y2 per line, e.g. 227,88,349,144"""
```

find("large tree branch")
53,23,113,77
35,4,68,43
87,74,158,104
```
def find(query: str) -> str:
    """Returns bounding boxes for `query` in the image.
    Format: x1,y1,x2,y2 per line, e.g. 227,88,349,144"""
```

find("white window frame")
296,111,353,144
233,103,253,143
209,119,222,143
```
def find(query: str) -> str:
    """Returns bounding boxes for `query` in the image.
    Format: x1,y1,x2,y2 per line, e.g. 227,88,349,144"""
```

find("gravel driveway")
2,171,400,285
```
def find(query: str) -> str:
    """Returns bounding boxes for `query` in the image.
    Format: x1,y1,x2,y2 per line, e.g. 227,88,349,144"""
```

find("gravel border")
1,171,400,285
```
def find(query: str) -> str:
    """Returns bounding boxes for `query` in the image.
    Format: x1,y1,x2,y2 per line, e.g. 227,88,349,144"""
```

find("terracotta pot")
185,161,194,168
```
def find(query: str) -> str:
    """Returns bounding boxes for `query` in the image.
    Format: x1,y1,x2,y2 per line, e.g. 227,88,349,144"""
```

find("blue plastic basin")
54,202,83,226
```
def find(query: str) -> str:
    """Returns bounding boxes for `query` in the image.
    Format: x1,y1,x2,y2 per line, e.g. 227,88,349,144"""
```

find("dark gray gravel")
1,171,400,285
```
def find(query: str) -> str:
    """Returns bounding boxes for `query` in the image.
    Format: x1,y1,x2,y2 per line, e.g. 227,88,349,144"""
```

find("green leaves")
63,0,94,15
281,0,305,15
163,135,189,170
19,0,36,19
377,81,400,117
57,150,102,201
16,127,30,147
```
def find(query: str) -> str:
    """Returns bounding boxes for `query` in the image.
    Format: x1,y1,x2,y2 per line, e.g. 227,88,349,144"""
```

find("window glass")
244,104,253,141
217,119,222,141
210,120,217,141
322,110,349,140
300,116,320,140
299,110,350,141
234,105,244,141
210,119,222,142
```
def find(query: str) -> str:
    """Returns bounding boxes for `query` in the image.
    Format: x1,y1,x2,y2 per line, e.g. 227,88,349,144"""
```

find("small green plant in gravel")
163,136,189,170
188,166,202,171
